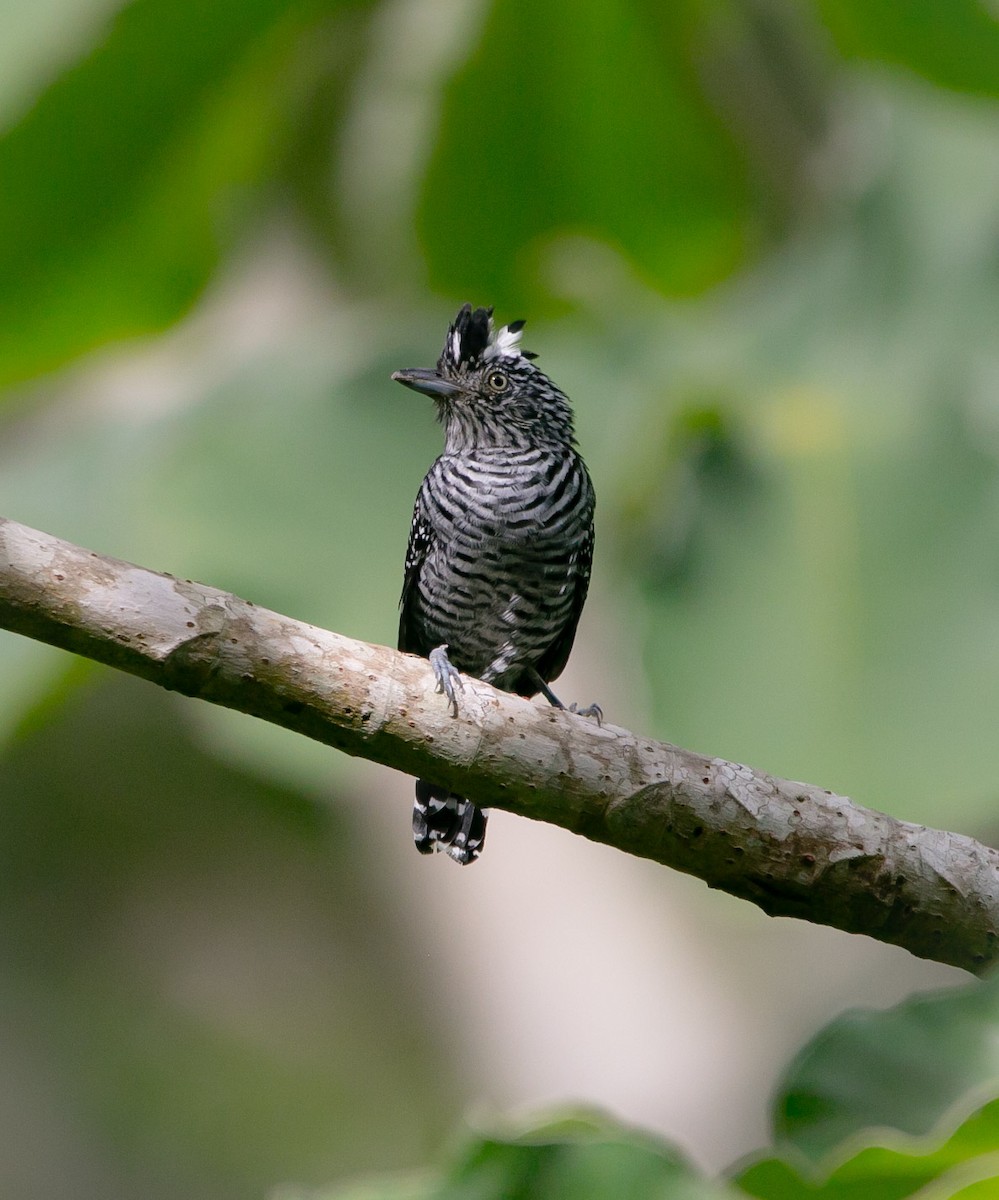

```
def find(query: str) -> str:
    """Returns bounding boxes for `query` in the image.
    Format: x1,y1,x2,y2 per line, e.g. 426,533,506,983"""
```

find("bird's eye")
486,371,508,393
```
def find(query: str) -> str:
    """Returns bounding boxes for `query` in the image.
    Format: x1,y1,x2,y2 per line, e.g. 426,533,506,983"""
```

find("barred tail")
413,780,487,865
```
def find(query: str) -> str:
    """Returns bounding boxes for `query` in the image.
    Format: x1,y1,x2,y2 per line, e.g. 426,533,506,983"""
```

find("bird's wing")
398,495,434,655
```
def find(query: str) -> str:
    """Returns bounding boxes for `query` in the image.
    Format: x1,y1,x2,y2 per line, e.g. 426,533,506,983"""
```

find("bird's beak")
391,368,463,398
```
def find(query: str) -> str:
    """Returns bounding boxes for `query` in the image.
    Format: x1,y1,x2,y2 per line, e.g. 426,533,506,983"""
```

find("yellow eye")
487,370,508,393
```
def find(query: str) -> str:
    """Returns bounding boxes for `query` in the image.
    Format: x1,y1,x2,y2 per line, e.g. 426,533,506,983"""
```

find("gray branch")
0,515,996,974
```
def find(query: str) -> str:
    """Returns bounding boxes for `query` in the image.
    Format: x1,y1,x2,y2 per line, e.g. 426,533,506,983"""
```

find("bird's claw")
569,701,603,726
429,644,464,717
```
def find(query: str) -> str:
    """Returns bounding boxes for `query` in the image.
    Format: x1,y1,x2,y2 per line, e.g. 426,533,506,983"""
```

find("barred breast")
407,445,594,693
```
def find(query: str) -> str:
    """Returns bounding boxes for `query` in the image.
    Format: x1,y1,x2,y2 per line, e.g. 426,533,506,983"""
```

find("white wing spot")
501,594,522,624
486,640,518,679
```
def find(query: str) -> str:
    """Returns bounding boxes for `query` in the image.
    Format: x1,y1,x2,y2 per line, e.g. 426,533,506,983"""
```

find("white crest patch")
484,321,524,361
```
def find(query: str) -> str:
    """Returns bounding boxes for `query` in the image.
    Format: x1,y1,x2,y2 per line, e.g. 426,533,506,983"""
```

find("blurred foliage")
314,1110,738,1199
773,974,999,1160
813,0,999,96
0,0,998,1195
736,975,999,1198
0,671,456,1198
738,1095,999,1199
419,0,760,307
312,980,999,1199
0,0,366,386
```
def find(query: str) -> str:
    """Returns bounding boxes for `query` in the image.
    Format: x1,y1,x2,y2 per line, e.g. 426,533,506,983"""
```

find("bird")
392,303,596,864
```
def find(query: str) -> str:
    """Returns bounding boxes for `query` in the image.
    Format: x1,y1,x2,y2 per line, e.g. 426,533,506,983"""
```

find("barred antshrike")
392,304,596,864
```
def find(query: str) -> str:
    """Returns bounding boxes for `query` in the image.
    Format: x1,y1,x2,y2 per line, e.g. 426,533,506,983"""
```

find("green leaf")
774,976,999,1162
735,1096,999,1200
0,0,346,387
418,0,754,310
322,1111,737,1200
814,0,999,97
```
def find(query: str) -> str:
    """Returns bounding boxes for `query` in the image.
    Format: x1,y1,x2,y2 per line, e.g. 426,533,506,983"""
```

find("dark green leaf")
324,1111,735,1200
774,976,999,1161
418,0,754,310
814,0,999,97
0,0,348,386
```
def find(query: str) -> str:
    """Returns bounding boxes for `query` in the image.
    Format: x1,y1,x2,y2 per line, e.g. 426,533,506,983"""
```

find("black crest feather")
441,303,494,370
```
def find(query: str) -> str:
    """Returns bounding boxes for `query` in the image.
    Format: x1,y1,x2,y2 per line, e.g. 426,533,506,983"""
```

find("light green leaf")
735,1096,999,1200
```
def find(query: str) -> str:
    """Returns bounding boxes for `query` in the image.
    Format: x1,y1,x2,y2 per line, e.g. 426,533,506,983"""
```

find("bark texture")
0,516,996,974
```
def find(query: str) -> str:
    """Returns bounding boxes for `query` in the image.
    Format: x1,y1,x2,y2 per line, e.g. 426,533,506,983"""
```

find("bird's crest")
440,303,537,374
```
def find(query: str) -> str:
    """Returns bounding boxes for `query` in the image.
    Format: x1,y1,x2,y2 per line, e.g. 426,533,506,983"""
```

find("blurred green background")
0,0,998,1196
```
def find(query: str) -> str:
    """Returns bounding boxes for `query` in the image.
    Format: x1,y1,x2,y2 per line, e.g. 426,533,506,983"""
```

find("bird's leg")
527,669,602,726
429,644,463,717
531,673,565,709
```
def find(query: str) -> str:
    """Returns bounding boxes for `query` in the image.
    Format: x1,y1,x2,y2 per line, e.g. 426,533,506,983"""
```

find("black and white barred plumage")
392,304,595,864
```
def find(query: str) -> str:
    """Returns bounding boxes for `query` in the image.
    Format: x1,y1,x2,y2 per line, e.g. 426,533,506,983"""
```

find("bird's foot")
527,669,602,725
429,644,463,717
568,701,603,726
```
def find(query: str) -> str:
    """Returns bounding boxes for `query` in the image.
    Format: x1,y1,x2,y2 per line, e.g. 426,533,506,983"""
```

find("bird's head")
392,304,576,452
